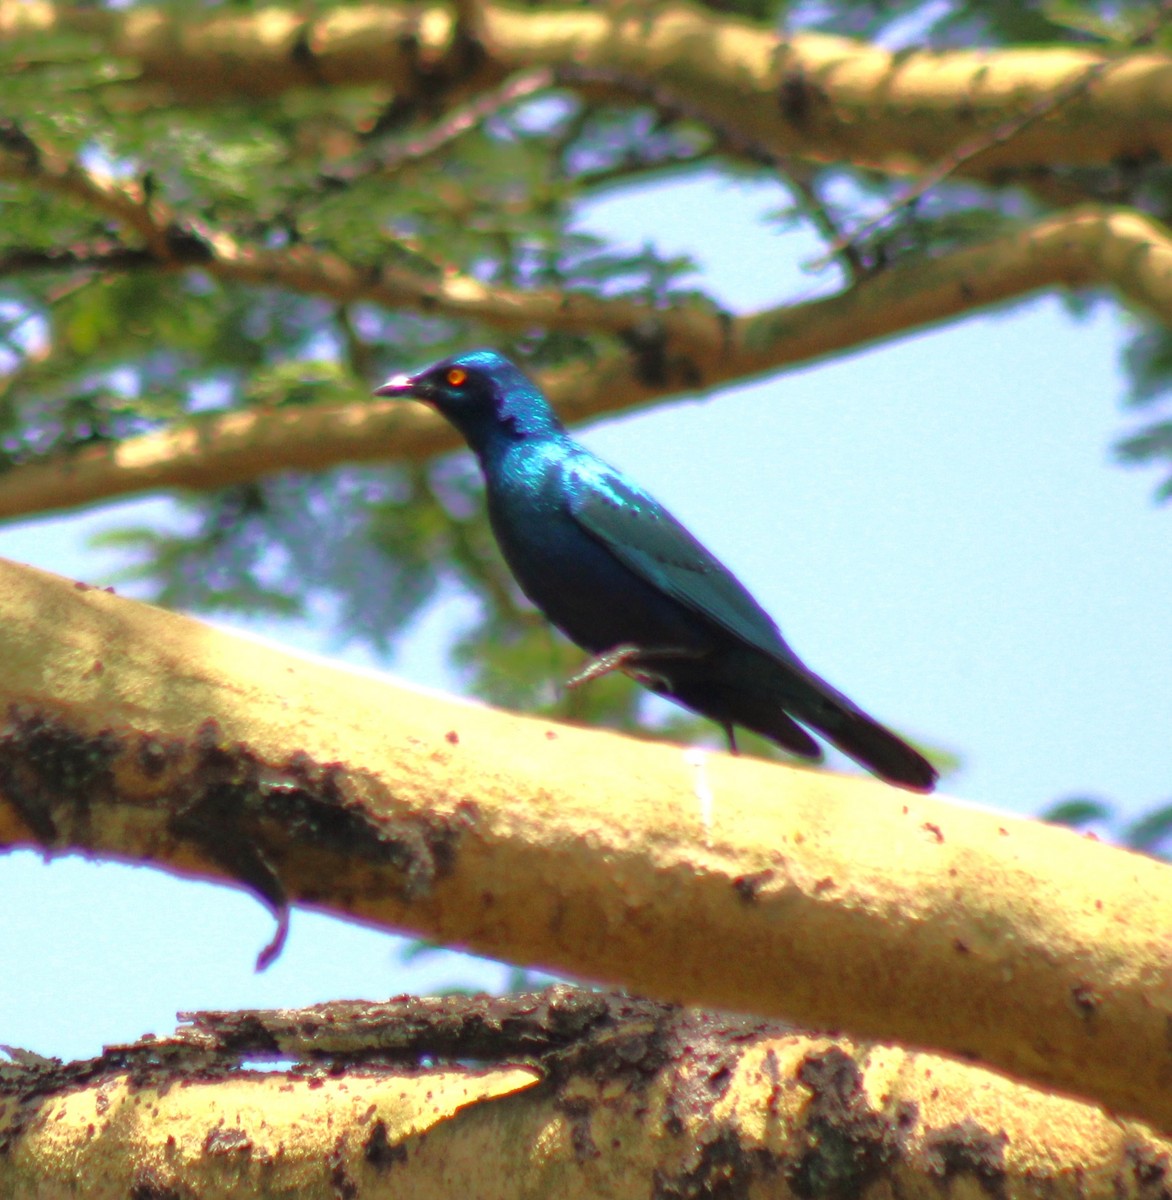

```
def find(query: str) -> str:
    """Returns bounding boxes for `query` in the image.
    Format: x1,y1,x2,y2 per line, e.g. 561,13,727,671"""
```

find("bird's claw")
566,644,645,689
566,644,699,692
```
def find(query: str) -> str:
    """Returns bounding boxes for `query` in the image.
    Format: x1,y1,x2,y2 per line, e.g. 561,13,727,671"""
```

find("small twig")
550,65,862,276
313,68,553,196
822,76,1111,261
573,150,715,194
0,243,154,278
0,122,185,265
378,67,553,175
782,163,867,281
336,304,375,380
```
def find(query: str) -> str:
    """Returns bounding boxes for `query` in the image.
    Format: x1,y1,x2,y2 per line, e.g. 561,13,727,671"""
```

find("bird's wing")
564,453,800,664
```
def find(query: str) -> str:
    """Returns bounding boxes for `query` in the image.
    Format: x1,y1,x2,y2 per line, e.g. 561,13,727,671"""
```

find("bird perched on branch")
375,350,937,792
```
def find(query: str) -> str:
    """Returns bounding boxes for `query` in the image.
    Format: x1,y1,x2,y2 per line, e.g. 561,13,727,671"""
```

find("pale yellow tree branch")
0,556,1170,1133
3,2,1171,175
0,204,1168,523
4,993,1171,1197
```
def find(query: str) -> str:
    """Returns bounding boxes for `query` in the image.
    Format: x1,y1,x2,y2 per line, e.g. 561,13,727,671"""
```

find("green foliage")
1040,795,1172,859
1114,325,1172,498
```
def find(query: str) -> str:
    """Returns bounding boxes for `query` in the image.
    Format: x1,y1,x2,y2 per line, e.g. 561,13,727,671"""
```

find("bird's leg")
566,644,701,691
722,722,739,755
565,644,645,689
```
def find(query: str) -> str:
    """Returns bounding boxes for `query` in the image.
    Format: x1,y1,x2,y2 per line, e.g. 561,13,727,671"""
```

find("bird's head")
374,350,565,452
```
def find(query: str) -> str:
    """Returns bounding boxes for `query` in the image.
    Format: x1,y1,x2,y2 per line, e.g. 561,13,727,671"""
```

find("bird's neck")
470,421,569,471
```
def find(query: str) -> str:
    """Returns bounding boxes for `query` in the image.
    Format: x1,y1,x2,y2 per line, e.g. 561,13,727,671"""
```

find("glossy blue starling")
375,350,937,792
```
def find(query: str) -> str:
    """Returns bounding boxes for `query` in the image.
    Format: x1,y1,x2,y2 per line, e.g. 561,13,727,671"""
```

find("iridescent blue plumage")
375,350,937,791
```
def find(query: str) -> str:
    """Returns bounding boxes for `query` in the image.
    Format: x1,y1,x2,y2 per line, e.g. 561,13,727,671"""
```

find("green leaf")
1124,803,1172,855
1038,796,1114,828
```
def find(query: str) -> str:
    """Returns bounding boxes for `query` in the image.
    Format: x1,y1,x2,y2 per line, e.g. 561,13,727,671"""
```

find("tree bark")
3,988,1171,1198
1,556,1170,1134
4,2,1171,174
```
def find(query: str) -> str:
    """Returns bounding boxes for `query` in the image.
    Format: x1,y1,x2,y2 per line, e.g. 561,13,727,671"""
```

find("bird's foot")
566,644,646,689
566,644,699,692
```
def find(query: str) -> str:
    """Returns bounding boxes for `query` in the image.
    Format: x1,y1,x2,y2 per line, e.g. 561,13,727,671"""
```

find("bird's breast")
483,444,714,655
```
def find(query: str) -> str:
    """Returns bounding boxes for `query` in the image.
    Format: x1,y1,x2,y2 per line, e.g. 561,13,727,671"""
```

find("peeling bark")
2,989,1171,1198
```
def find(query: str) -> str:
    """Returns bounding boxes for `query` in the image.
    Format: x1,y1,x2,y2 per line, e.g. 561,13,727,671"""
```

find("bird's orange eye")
446,367,467,387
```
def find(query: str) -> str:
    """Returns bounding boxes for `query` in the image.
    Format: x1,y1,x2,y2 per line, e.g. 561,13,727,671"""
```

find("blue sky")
2,173,1167,1060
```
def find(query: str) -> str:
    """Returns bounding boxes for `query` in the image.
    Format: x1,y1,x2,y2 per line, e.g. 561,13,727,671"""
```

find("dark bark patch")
0,704,475,969
328,1134,358,1200
203,1124,253,1158
788,1047,916,1200
289,26,324,85
654,1126,777,1200
129,1166,181,1200
137,733,182,779
161,223,214,265
729,873,767,902
620,320,671,387
0,706,120,841
0,120,39,170
778,69,828,127
208,1012,282,1058
657,1012,775,1139
1122,1140,1172,1200
922,1119,1008,1198
560,1093,601,1161
1069,982,1101,1024
364,1118,408,1169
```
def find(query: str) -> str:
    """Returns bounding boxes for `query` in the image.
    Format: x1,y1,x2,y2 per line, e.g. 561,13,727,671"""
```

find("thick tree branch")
0,204,1168,522
3,3,1172,177
0,557,1171,1133
5,988,1172,1196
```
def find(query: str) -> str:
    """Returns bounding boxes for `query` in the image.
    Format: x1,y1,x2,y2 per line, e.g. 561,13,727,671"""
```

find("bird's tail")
660,662,938,792
794,680,938,793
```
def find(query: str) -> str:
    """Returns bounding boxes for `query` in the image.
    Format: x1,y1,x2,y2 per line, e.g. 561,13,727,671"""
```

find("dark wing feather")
564,453,800,664
564,453,939,792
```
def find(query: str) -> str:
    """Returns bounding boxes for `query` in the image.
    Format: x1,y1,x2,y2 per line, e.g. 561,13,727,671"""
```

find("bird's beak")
372,373,421,399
